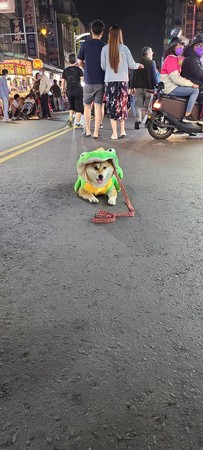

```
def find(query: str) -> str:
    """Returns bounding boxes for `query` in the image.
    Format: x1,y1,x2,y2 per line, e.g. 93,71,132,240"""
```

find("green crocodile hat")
76,148,123,178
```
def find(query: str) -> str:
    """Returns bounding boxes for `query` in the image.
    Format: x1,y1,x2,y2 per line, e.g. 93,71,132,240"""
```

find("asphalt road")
0,114,203,450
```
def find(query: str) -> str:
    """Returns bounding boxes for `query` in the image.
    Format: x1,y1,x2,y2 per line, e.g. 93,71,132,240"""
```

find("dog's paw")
90,196,99,203
108,197,116,206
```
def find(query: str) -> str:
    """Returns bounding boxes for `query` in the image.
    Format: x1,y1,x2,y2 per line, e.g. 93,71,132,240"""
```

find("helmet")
167,37,185,49
193,34,203,45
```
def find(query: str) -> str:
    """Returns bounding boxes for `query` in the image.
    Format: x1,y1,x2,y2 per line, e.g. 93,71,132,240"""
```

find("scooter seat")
161,94,187,103
161,93,200,105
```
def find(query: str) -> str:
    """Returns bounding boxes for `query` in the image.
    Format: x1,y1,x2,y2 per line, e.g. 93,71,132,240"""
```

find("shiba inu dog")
78,159,117,204
74,148,123,205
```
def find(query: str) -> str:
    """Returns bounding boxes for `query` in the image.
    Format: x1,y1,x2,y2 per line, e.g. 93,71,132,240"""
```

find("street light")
74,32,90,53
40,26,48,37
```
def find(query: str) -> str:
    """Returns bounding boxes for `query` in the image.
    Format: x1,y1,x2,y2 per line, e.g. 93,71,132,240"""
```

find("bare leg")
68,109,74,126
100,102,105,126
75,112,81,124
84,104,91,135
94,103,102,137
110,119,118,139
120,119,126,136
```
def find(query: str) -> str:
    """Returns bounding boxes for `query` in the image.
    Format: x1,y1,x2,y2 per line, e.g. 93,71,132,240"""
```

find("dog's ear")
77,164,88,181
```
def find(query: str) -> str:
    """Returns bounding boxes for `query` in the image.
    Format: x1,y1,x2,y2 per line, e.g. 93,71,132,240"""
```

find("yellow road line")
0,127,71,164
0,125,69,157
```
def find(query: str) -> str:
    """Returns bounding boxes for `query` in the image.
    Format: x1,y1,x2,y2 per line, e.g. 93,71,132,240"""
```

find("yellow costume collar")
83,179,113,195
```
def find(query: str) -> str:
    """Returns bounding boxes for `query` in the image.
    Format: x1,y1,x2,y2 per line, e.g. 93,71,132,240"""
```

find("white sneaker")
3,118,11,122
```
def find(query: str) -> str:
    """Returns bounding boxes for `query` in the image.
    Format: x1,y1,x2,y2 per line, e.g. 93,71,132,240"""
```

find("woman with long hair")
160,37,199,123
101,25,143,139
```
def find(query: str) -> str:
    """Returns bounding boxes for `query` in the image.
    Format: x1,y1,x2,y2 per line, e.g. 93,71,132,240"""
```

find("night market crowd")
1,20,203,134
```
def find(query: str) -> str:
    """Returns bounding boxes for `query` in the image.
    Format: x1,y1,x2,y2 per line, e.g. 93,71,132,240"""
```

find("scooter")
146,82,202,140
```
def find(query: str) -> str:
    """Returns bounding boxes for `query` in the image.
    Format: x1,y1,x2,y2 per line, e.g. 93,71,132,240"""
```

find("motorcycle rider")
181,34,203,126
160,37,199,123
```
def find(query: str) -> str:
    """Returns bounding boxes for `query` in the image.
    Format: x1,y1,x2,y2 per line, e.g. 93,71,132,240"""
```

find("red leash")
92,170,135,224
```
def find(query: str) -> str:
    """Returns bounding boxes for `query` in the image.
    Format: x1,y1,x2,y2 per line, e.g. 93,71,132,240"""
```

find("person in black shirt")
50,79,62,111
61,53,84,127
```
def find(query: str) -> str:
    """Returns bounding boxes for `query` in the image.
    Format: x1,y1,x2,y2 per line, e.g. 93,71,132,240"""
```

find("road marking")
0,127,72,164
0,125,70,157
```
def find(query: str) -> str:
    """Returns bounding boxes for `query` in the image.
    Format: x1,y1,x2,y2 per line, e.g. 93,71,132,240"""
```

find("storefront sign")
71,18,80,53
72,18,80,34
4,59,33,76
38,42,46,56
38,2,59,67
0,0,15,13
21,0,38,57
47,11,60,67
10,18,25,44
195,5,203,36
0,62,27,76
33,58,43,70
0,63,15,75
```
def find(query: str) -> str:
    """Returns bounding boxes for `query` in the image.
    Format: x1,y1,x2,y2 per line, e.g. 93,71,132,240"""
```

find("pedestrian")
181,34,203,125
10,93,21,120
61,53,84,127
156,65,161,83
0,69,11,122
160,37,199,123
77,19,105,138
131,46,158,129
32,72,40,99
50,79,62,111
59,80,66,110
39,68,51,119
101,24,143,139
128,72,136,117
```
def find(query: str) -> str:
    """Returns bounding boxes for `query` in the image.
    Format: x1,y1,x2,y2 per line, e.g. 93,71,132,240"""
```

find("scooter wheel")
148,115,173,140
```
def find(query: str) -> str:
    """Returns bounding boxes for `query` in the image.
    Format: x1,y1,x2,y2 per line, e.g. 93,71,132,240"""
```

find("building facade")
165,0,203,45
0,0,87,69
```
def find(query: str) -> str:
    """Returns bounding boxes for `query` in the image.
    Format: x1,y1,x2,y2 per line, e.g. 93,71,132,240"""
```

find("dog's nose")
98,174,103,180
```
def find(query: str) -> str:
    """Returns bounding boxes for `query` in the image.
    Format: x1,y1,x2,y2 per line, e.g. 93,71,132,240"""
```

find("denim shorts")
83,84,104,105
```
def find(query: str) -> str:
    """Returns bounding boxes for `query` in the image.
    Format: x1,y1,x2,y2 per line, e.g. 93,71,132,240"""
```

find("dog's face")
85,160,114,188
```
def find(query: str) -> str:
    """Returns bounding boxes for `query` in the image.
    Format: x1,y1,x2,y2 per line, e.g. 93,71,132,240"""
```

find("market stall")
0,60,33,98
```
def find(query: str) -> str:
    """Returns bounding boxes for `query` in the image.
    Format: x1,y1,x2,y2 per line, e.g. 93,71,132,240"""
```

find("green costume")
74,148,123,195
